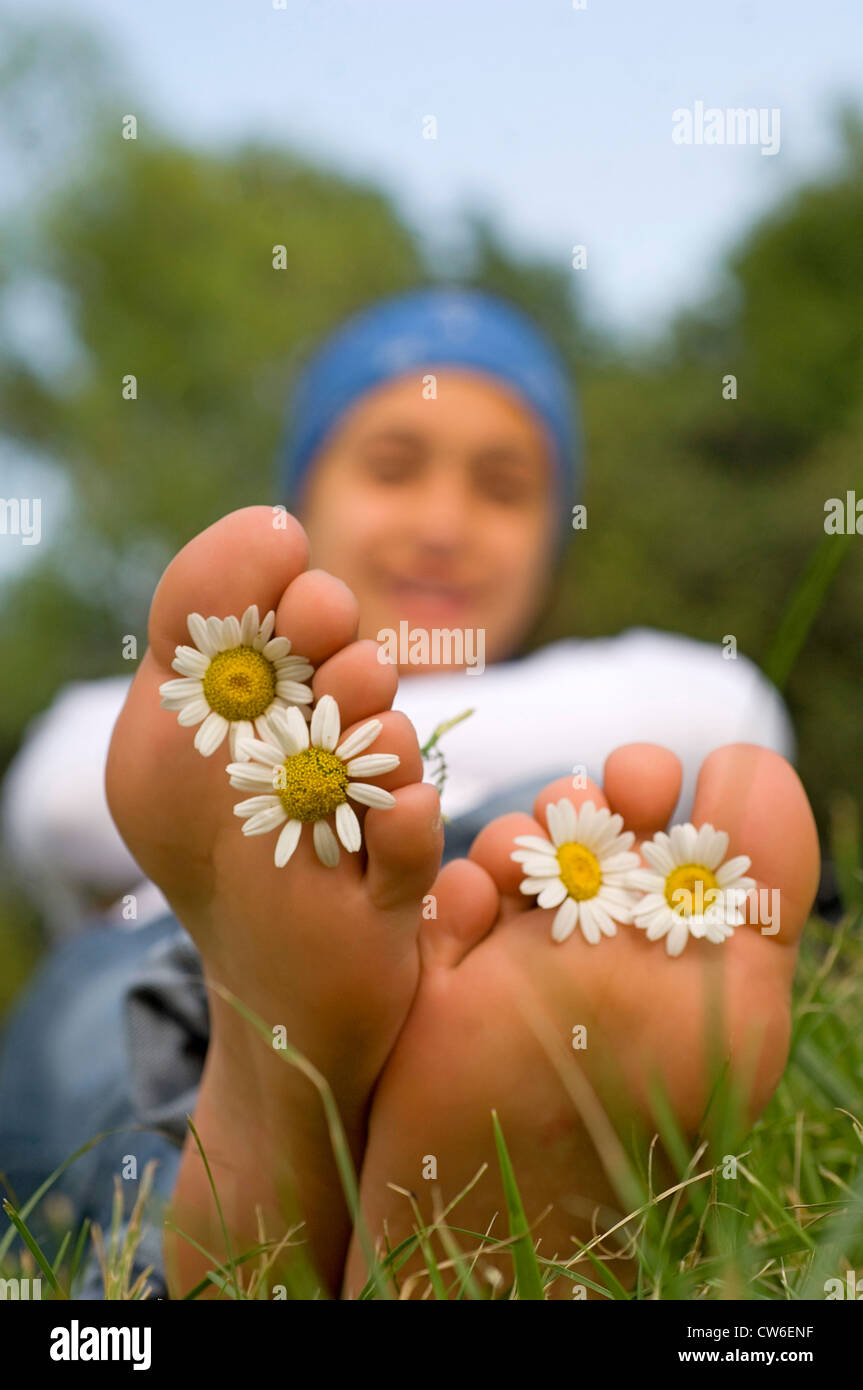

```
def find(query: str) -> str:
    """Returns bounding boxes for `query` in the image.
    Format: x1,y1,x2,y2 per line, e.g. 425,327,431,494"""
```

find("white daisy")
226,694,399,868
159,605,314,760
511,799,640,945
626,822,756,957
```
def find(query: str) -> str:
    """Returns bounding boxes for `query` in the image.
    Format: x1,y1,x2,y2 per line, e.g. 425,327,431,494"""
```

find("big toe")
148,505,311,670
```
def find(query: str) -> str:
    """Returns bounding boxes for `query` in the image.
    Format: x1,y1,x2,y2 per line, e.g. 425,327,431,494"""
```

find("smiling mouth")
386,575,475,606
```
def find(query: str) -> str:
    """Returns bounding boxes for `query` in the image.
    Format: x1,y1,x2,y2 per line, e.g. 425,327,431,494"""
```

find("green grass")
1,898,860,1300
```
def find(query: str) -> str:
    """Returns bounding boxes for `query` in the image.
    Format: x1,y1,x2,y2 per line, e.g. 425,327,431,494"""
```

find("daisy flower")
511,799,640,944
159,606,314,759
226,694,399,868
626,823,755,957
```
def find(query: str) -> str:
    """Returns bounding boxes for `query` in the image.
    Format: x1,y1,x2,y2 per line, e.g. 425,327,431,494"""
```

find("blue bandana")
279,287,580,534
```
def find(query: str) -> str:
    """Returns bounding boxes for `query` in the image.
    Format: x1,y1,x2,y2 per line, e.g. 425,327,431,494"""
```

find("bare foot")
344,742,820,1298
106,506,442,1293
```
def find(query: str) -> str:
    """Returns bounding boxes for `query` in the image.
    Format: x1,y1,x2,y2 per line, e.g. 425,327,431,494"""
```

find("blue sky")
8,0,863,338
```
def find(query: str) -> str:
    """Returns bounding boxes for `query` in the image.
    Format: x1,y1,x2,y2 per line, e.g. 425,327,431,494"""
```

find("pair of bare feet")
106,506,820,1299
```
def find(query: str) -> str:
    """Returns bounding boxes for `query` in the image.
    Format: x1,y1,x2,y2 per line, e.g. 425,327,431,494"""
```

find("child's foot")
344,743,820,1298
106,507,442,1292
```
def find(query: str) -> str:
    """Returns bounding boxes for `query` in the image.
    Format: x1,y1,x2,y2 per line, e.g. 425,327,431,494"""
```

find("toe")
364,782,443,911
420,859,499,970
148,506,309,669
532,774,610,826
691,743,820,948
470,811,546,913
314,639,398,727
276,568,359,667
469,775,611,915
603,743,683,843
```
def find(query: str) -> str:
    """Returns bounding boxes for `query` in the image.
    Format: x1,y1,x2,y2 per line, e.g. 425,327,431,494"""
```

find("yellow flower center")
202,647,276,721
664,863,719,916
556,842,602,901
274,747,349,822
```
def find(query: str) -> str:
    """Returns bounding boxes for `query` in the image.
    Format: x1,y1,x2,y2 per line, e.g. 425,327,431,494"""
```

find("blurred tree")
0,13,861,886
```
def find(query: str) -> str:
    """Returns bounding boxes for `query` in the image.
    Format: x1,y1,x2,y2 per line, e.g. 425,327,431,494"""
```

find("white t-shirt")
0,629,792,938
393,628,793,822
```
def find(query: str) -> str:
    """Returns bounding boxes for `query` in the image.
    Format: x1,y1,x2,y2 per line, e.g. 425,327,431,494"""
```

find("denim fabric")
0,769,571,1298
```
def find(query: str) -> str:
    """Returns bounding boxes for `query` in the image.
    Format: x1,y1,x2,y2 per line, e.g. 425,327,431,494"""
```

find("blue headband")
279,286,580,530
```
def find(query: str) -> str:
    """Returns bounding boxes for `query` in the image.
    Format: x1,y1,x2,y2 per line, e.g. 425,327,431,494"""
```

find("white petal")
276,680,313,705
221,614,241,649
194,711,229,756
347,783,396,809
335,801,362,853
313,819,340,867
598,892,633,925
234,794,281,817
691,823,719,869
598,850,640,874
641,835,676,875
625,870,665,895
311,694,341,751
666,919,691,957
537,878,568,909
578,899,602,945
242,804,289,836
274,653,314,675
545,801,570,848
266,705,308,755
345,753,399,778
599,884,638,909
262,635,293,661
176,696,210,727
242,737,287,767
240,604,260,645
551,898,578,942
556,798,579,841
716,855,753,886
590,899,618,938
187,613,218,657
229,720,255,760
207,615,229,652
172,647,211,678
519,877,560,896
670,823,698,864
160,676,204,700
275,819,303,867
281,705,311,753
512,834,554,855
512,852,560,878
336,719,382,761
228,763,279,792
644,912,673,941
633,892,667,915
257,611,273,647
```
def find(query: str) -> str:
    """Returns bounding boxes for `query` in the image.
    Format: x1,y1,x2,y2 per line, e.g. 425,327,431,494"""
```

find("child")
0,288,816,1298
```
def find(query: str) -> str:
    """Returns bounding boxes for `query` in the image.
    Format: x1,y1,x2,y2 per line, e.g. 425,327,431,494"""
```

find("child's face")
299,369,559,671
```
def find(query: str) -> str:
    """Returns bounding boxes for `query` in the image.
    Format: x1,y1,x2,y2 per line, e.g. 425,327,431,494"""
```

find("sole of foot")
106,506,443,1291
345,741,819,1299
